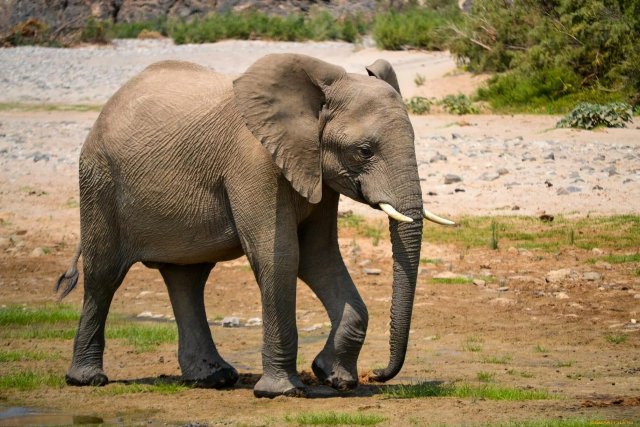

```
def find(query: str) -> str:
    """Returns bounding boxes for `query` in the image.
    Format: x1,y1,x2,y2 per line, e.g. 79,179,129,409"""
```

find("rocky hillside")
0,0,382,34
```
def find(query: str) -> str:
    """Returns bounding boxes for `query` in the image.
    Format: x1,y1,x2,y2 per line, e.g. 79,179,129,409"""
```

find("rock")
480,172,500,181
623,178,634,184
557,186,582,195
507,247,518,254
0,237,11,249
544,180,553,187
602,166,617,176
594,154,606,161
363,268,381,275
222,317,241,328
497,167,509,175
473,279,486,286
544,152,555,160
497,286,509,292
545,268,575,283
522,153,536,162
245,317,262,327
595,261,612,270
137,291,152,297
634,294,640,300
554,292,570,299
580,165,595,172
444,174,462,184
592,185,604,190
137,311,153,318
591,247,604,255
539,214,554,222
32,152,50,162
429,152,447,163
302,323,323,332
583,272,601,281
357,259,371,267
512,205,520,210
454,188,465,192
29,247,45,257
451,133,462,140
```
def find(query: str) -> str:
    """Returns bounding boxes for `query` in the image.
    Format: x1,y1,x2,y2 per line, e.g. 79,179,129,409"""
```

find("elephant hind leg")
160,263,238,388
66,257,131,387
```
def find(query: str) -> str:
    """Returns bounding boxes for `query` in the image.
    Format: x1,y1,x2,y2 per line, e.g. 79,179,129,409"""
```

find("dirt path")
0,40,638,426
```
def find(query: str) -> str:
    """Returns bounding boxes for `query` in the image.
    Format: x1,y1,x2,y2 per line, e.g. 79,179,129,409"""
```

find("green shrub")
556,102,633,130
451,0,640,110
439,94,479,114
372,6,461,50
81,18,110,43
404,96,432,114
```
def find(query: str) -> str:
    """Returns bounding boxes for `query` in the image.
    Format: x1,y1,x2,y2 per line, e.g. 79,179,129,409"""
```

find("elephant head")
233,54,453,383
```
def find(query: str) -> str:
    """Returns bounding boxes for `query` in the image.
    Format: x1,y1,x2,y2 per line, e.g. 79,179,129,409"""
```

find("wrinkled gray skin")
57,54,423,398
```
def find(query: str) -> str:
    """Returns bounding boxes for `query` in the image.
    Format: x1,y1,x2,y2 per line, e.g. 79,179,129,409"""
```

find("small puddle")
0,406,163,426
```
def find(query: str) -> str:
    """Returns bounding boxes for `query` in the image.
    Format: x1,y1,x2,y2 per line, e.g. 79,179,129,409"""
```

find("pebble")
591,248,604,255
544,152,555,160
222,317,241,327
557,186,582,195
137,311,153,318
473,279,486,286
302,323,323,332
497,167,509,175
363,268,381,275
583,272,601,281
497,286,509,292
429,152,447,163
545,268,575,283
0,237,11,249
444,174,462,184
554,292,570,299
245,317,262,327
602,166,617,176
490,297,514,306
29,247,45,257
480,172,500,181
595,261,612,270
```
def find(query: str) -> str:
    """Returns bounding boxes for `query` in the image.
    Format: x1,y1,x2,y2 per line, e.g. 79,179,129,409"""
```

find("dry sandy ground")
0,40,639,426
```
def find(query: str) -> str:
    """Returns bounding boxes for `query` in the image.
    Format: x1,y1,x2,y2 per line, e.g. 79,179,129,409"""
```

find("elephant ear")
366,59,401,96
233,54,345,204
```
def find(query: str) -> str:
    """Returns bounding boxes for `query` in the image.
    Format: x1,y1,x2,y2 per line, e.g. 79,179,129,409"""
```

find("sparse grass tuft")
534,344,549,354
476,371,495,382
383,381,552,400
589,253,640,264
0,102,103,112
507,369,535,378
481,355,512,364
285,411,386,426
420,258,442,265
496,420,598,427
0,371,65,391
463,336,484,352
605,333,627,345
95,380,188,396
555,360,574,368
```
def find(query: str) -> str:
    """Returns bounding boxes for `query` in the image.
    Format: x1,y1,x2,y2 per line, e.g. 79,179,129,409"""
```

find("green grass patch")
95,380,188,396
507,369,535,378
589,253,640,264
105,323,177,352
0,304,79,326
421,215,640,252
481,355,512,364
285,411,386,426
0,305,176,352
555,360,574,368
0,350,54,362
420,258,442,265
430,277,473,285
0,371,65,391
383,381,552,400
604,334,627,345
0,102,102,112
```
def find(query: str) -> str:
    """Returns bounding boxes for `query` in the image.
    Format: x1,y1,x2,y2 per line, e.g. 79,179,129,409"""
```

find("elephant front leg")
298,190,368,390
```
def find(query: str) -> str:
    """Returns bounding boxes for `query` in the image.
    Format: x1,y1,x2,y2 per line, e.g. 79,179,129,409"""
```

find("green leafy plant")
80,17,110,43
404,96,432,114
439,94,479,115
556,102,633,130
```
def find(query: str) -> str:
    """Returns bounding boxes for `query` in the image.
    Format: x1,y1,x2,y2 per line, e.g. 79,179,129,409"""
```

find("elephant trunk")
372,205,423,382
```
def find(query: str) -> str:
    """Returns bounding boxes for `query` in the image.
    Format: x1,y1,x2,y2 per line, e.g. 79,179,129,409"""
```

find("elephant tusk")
423,208,456,226
379,203,413,223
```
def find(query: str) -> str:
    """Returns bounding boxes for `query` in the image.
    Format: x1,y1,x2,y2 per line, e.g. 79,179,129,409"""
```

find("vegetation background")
2,0,638,115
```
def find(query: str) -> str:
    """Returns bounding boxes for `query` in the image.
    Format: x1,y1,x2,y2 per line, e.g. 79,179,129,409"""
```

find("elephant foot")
254,373,309,398
183,363,239,389
312,354,358,391
65,366,109,387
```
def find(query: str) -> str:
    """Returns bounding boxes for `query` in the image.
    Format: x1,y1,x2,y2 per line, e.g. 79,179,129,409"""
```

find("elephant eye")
358,146,374,159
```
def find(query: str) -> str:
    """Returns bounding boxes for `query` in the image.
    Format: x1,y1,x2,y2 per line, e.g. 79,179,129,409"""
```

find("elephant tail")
54,244,81,300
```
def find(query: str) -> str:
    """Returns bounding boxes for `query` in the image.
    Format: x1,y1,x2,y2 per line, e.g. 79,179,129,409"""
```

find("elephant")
55,53,455,398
